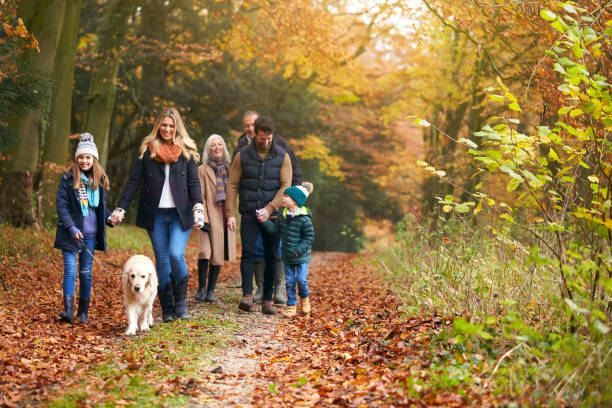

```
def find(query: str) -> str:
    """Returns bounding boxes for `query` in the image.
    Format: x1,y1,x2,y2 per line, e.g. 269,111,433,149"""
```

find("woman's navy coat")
54,170,113,253
116,150,202,231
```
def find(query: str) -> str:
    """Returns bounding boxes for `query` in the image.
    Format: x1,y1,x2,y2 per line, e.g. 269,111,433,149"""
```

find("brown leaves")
245,253,503,407
0,226,129,404
1,227,510,406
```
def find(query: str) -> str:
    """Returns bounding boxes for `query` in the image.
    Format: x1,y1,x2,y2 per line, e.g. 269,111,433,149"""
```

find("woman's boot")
158,284,175,322
173,277,190,319
205,265,220,303
59,294,75,323
195,259,208,302
76,297,90,324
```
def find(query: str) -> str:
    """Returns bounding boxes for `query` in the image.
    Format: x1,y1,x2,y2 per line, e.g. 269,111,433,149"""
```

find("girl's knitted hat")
75,133,99,159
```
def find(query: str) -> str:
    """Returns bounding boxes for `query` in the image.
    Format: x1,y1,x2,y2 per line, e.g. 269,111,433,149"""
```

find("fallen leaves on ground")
1,228,519,407
247,253,516,407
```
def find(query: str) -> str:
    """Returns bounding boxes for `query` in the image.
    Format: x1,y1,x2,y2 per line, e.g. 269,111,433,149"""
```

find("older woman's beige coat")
197,164,236,265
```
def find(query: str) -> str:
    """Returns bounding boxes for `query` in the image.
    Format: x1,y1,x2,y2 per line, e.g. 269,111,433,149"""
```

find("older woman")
195,134,236,302
112,107,203,322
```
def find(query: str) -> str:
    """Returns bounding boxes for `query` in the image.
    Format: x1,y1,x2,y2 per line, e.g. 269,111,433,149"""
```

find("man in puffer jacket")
260,183,315,317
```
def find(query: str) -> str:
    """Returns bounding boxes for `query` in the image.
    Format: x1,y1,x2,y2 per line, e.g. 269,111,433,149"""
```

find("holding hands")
109,208,125,226
256,208,269,223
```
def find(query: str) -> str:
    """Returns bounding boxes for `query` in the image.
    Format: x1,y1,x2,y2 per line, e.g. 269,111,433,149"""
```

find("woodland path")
0,229,505,407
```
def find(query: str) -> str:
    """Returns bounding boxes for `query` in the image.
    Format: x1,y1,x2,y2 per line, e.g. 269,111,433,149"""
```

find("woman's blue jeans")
284,263,309,306
148,208,191,289
62,236,96,299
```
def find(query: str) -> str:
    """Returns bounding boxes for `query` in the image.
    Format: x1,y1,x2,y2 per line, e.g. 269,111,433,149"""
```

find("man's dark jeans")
240,215,281,301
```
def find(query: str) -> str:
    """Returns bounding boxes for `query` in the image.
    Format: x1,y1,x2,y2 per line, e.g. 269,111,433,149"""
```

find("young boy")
260,182,314,317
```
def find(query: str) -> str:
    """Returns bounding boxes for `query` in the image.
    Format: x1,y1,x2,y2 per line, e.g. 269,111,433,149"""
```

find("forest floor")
0,227,514,407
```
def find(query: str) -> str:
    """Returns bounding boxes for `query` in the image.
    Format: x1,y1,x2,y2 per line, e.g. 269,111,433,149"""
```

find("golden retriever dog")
122,255,158,335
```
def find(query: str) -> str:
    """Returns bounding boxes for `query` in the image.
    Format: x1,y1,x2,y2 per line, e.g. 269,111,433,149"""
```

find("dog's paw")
124,326,137,336
140,324,150,332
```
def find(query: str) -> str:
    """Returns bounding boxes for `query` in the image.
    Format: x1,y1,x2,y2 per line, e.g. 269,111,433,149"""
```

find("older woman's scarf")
79,173,99,216
208,155,228,204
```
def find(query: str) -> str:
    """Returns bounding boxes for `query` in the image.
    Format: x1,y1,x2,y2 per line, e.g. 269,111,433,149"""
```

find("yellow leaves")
292,135,345,180
77,33,98,51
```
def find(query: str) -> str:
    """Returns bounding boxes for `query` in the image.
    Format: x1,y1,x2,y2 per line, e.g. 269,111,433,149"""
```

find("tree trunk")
0,0,66,226
40,0,82,224
83,0,136,167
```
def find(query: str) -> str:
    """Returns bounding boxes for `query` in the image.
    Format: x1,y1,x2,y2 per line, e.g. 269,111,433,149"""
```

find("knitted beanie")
75,133,99,160
284,185,309,207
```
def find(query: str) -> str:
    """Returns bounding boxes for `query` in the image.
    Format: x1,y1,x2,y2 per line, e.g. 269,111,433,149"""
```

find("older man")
232,111,303,186
227,116,292,314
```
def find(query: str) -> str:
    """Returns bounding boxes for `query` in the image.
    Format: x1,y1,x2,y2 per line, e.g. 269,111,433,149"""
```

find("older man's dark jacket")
232,133,303,186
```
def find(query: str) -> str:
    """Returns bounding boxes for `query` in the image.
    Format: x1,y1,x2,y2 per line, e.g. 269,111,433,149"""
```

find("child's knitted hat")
285,182,313,207
75,133,99,160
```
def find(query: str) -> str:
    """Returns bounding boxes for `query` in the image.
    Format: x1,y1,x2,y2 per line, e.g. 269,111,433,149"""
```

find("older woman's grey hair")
202,134,230,163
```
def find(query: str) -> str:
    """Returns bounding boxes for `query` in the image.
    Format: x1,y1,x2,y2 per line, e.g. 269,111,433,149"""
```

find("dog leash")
77,239,123,276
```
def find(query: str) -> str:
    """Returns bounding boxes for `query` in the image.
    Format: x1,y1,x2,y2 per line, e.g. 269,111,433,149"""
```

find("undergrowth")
374,215,611,407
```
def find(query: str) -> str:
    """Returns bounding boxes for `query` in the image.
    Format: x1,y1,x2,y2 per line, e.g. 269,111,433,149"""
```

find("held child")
260,182,314,317
54,133,114,324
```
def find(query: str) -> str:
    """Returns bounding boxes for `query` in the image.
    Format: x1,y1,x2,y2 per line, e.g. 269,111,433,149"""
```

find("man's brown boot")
300,297,311,315
262,300,276,315
238,294,253,312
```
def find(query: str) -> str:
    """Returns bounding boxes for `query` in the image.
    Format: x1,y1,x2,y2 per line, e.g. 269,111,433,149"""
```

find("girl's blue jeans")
148,208,191,289
62,236,96,299
284,263,309,306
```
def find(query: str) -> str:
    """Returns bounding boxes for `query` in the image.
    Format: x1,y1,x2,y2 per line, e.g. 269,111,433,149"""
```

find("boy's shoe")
283,305,297,318
300,297,311,315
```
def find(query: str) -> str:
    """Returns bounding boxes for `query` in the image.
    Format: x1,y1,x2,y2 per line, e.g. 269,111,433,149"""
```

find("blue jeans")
284,263,309,306
148,208,191,289
62,236,96,299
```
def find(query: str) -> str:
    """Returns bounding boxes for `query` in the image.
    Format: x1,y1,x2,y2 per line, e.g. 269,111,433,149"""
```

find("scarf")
208,155,228,204
79,172,99,217
149,141,183,163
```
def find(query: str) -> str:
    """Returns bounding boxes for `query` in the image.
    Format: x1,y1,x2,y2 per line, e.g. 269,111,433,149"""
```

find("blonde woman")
195,134,236,303
112,108,203,322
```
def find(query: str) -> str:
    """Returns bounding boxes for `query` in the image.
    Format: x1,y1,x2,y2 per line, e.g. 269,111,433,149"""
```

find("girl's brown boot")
300,297,311,315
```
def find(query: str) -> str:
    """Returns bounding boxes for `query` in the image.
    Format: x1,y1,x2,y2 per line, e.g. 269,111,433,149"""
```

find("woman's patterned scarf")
79,172,99,217
208,155,228,205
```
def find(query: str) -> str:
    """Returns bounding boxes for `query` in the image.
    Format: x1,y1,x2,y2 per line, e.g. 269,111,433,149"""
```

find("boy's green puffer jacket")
262,206,314,264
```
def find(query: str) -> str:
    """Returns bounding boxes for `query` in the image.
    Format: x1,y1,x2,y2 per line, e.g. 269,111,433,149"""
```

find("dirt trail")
191,252,338,407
